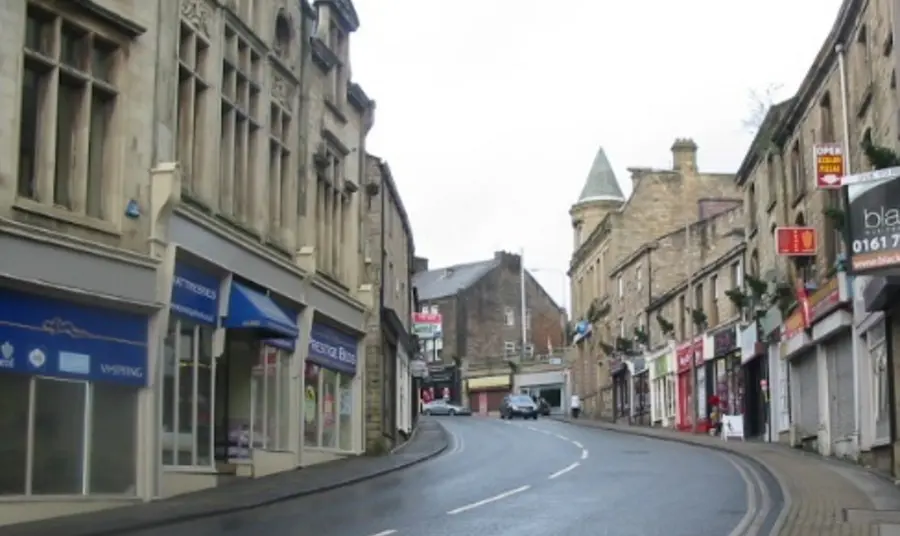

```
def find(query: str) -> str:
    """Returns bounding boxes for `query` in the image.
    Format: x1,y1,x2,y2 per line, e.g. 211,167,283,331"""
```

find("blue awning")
225,283,299,339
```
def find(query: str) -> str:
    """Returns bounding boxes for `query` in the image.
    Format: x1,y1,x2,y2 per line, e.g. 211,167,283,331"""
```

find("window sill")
13,198,120,237
0,493,138,502
324,99,348,124
303,445,356,454
162,465,219,474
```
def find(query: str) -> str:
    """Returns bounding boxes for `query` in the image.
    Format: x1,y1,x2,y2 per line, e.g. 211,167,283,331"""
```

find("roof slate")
413,259,500,301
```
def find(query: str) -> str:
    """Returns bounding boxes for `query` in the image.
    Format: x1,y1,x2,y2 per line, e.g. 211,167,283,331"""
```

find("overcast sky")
349,0,842,312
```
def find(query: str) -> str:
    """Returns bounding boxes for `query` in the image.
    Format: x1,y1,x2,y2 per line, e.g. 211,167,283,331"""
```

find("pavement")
0,419,449,536
96,415,767,536
553,416,900,536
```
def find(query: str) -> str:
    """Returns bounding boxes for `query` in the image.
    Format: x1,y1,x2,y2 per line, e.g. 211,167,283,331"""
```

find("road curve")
126,416,758,536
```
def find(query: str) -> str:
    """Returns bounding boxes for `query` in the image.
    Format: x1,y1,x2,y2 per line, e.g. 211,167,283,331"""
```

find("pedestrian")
570,393,581,419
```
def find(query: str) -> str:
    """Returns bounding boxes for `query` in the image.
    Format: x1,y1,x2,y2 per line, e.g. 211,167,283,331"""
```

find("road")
128,417,775,536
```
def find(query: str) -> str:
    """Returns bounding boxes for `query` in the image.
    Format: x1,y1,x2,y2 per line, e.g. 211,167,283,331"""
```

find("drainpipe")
836,43,861,450
378,162,388,442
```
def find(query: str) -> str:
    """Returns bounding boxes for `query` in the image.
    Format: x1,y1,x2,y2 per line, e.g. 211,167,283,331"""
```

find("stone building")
567,142,740,418
413,251,566,412
736,0,896,469
0,0,382,525
362,154,416,452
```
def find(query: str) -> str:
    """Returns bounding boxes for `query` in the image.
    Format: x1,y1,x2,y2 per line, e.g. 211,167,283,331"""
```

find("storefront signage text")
412,312,443,339
170,263,220,325
712,324,738,357
814,143,845,189
307,323,358,376
0,288,149,387
775,227,818,256
676,338,703,373
848,173,900,273
808,277,841,321
652,354,669,377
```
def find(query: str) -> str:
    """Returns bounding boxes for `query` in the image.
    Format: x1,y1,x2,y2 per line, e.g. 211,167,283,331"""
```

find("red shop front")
675,338,704,431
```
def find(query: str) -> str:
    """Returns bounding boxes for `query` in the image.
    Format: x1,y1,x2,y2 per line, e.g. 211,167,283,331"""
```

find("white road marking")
446,485,531,515
572,440,584,449
369,531,397,536
548,462,580,479
553,433,570,441
581,449,589,460
722,454,759,536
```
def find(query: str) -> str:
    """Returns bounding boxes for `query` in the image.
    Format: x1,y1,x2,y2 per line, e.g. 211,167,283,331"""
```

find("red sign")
814,143,845,189
795,278,811,329
775,227,817,256
675,338,703,373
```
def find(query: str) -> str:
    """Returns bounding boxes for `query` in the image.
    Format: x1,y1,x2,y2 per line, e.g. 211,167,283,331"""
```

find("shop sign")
0,288,149,387
775,227,817,256
781,307,807,341
412,312,442,339
796,278,812,329
572,320,592,344
808,276,842,322
675,338,703,373
740,324,761,364
410,360,427,378
652,354,668,377
711,324,738,357
307,323,358,376
759,305,783,338
813,143,845,189
426,363,453,383
848,172,900,273
170,262,220,325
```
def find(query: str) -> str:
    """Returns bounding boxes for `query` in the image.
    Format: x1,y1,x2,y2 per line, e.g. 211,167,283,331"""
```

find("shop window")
252,346,291,451
869,322,889,441
162,318,215,467
303,363,355,451
0,375,136,496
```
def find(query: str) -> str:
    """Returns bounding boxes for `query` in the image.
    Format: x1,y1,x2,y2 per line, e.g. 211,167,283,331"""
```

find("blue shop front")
161,256,304,492
0,287,152,501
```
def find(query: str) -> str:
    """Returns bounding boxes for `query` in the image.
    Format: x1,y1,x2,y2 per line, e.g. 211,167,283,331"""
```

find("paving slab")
0,419,449,536
552,417,900,536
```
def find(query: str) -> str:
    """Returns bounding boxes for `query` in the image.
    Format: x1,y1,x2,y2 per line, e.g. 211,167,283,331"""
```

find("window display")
0,375,137,496
304,363,319,446
339,373,353,450
303,365,356,452
162,317,215,467
250,345,292,451
321,369,338,448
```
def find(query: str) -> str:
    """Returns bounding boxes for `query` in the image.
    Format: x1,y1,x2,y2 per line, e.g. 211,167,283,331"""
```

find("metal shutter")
792,351,819,438
826,335,855,449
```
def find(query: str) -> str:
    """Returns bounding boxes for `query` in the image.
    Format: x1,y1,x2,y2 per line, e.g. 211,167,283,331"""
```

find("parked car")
500,394,539,420
423,399,471,416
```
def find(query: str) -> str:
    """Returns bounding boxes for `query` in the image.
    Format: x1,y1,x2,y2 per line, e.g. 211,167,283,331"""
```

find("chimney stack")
413,256,429,273
671,138,698,173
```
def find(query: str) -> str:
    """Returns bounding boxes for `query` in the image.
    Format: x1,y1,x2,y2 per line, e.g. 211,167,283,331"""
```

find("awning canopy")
467,375,510,390
225,283,299,339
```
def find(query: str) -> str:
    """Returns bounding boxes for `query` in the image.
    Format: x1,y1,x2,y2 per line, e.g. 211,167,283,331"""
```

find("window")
709,275,720,326
731,261,743,288
177,21,210,194
315,150,349,279
766,154,777,207
617,275,624,298
618,317,625,338
162,318,215,466
635,263,643,291
677,295,686,340
504,341,517,357
268,93,293,238
327,23,344,105
525,308,532,331
19,6,120,219
429,305,439,315
303,363,355,452
0,375,137,496
221,24,263,222
525,344,535,358
820,93,835,141
747,183,758,230
694,283,704,311
504,306,515,326
790,140,805,199
869,321,889,441
251,346,291,451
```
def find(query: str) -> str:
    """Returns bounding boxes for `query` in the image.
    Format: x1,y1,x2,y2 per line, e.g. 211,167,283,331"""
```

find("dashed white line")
446,485,531,515
572,440,584,449
369,531,397,536
548,462,580,479
581,448,589,460
553,433,570,441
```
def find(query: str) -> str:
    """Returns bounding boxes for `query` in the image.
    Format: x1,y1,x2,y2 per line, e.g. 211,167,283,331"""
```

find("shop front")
423,362,459,405
648,343,675,427
628,357,650,425
740,323,769,440
515,370,566,413
467,374,510,414
0,223,160,525
302,318,362,465
705,323,742,431
610,356,629,422
675,338,703,431
781,305,817,450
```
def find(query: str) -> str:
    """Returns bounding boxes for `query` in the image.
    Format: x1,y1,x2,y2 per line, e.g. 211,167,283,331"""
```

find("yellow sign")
467,375,510,390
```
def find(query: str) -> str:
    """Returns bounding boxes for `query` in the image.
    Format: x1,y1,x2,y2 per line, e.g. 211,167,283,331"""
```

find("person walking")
570,393,581,419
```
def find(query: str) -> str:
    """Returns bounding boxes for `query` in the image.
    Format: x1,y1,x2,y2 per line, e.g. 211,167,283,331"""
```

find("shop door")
486,390,505,412
792,351,819,440
677,372,692,428
826,335,855,451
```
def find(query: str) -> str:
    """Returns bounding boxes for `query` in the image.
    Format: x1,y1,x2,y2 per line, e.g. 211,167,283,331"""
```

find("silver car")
422,399,471,416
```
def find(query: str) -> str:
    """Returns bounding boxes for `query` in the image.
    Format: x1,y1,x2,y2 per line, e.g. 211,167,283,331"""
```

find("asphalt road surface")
129,417,771,536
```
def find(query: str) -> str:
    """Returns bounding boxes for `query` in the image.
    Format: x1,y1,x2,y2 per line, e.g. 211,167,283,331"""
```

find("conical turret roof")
576,147,625,204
